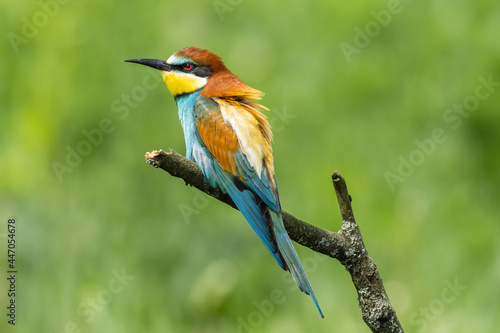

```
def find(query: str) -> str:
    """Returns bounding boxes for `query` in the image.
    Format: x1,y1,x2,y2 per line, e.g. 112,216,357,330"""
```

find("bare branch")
145,149,404,333
332,172,403,332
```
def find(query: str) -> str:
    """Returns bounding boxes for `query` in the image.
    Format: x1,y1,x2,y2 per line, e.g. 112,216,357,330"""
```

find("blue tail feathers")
211,162,323,317
270,210,324,318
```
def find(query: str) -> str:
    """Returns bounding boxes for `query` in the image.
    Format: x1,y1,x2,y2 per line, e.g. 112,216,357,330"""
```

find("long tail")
212,165,323,317
270,210,324,318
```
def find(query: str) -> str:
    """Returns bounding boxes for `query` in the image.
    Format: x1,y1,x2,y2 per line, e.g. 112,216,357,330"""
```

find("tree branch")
145,149,404,333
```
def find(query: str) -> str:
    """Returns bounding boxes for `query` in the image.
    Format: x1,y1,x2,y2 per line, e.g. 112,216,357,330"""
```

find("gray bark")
145,149,404,332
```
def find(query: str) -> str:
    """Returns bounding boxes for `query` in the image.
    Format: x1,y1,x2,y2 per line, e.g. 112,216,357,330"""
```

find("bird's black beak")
125,58,171,71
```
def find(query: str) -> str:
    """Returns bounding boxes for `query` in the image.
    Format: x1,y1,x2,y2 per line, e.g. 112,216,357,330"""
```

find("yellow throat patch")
161,71,207,97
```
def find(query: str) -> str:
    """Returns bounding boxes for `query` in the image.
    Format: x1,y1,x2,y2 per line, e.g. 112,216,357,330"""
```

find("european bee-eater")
126,47,323,317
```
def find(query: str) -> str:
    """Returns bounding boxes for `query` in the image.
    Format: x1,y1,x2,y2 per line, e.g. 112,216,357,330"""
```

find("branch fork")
145,149,404,333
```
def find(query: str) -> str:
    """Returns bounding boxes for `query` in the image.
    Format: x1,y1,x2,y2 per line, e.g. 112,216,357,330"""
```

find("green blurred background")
1,0,499,332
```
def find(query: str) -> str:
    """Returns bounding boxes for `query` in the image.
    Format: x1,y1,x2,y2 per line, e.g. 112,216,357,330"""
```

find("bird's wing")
193,96,285,268
194,96,279,210
193,96,324,317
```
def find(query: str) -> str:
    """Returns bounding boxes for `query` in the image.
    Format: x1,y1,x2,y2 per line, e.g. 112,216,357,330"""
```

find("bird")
125,47,323,317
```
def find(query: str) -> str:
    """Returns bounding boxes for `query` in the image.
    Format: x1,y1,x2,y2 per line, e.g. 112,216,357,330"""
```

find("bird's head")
126,47,263,100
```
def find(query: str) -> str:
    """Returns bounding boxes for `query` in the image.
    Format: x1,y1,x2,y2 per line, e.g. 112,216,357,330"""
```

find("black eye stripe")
171,64,190,71
170,63,213,78
192,66,213,78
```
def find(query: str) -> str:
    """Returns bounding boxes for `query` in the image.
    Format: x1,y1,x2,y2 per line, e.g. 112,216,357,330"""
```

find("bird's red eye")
183,63,193,71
